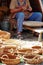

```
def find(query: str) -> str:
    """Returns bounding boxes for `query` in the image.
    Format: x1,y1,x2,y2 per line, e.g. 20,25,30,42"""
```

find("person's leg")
16,12,25,33
15,12,25,39
28,12,42,21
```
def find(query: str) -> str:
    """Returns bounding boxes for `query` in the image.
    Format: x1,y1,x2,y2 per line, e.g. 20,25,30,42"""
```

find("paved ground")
13,29,38,41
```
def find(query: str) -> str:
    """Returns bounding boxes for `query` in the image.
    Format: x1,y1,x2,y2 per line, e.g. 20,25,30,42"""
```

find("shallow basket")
24,54,43,64
18,48,32,55
32,46,41,49
1,58,20,65
0,30,11,40
4,45,17,54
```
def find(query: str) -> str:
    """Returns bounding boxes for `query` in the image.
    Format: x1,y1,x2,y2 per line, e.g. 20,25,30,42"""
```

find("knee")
37,12,42,18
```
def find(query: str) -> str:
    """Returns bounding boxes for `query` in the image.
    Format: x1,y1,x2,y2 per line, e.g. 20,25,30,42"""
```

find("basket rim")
1,57,20,60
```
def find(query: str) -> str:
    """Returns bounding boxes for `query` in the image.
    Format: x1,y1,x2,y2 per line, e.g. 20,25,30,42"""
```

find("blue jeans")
15,12,42,32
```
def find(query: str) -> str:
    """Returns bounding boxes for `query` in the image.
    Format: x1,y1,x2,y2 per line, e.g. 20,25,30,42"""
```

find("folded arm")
10,7,23,13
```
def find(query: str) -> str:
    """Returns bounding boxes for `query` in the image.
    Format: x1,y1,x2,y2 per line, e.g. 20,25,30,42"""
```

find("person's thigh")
15,12,25,19
28,12,42,21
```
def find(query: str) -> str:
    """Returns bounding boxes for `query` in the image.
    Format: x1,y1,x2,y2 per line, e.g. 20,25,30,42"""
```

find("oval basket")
0,30,10,40
24,54,43,64
1,58,20,65
18,48,32,55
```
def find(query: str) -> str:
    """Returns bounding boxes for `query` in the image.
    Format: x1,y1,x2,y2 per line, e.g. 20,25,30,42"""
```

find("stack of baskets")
0,30,10,40
0,41,43,64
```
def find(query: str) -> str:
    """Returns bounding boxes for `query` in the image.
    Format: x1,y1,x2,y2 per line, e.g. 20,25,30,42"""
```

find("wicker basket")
32,49,42,55
0,47,4,57
0,30,10,40
4,45,17,54
18,48,32,55
24,54,43,64
32,46,41,49
1,58,20,65
1,54,20,65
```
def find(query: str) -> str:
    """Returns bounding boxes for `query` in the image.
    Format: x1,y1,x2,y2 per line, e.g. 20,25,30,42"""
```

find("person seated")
10,0,42,39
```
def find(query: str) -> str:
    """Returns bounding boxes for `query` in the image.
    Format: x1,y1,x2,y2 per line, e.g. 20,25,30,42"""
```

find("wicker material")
32,46,41,49
1,58,20,65
24,54,43,64
0,30,10,40
18,48,32,55
4,45,17,54
1,54,20,65
0,47,4,57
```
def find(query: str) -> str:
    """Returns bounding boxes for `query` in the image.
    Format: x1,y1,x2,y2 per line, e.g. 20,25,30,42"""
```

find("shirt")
10,0,33,19
10,0,31,9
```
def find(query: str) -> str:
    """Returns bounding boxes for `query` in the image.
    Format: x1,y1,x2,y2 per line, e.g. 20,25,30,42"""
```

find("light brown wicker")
1,58,20,65
32,49,42,55
24,54,43,64
0,30,11,40
0,47,4,57
32,46,41,49
18,48,32,55
4,45,17,54
1,54,20,65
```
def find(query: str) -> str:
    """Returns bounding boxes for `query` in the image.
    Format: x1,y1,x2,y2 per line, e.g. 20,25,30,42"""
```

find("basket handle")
33,55,40,60
1,54,9,59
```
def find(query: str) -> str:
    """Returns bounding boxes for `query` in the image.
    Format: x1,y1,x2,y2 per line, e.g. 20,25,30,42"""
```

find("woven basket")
4,45,17,54
32,46,41,49
0,47,4,57
32,49,42,55
1,54,20,65
24,54,43,64
1,58,20,65
0,30,10,40
18,48,32,55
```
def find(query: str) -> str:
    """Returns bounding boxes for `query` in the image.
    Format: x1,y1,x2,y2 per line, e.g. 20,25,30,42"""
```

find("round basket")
1,54,20,65
32,46,41,49
4,45,17,54
24,54,43,64
18,48,32,55
0,30,10,40
1,58,20,65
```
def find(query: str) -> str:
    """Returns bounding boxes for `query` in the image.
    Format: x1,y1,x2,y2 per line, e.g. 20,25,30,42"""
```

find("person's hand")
27,7,32,12
16,6,26,11
22,6,27,11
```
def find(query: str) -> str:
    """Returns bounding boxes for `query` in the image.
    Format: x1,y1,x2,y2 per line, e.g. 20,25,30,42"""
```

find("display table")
34,28,43,41
23,21,43,40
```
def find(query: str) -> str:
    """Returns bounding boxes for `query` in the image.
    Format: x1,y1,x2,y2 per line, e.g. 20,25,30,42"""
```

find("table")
34,28,43,41
23,21,43,41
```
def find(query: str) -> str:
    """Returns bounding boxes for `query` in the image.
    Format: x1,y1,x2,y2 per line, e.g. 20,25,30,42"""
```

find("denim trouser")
15,12,42,32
